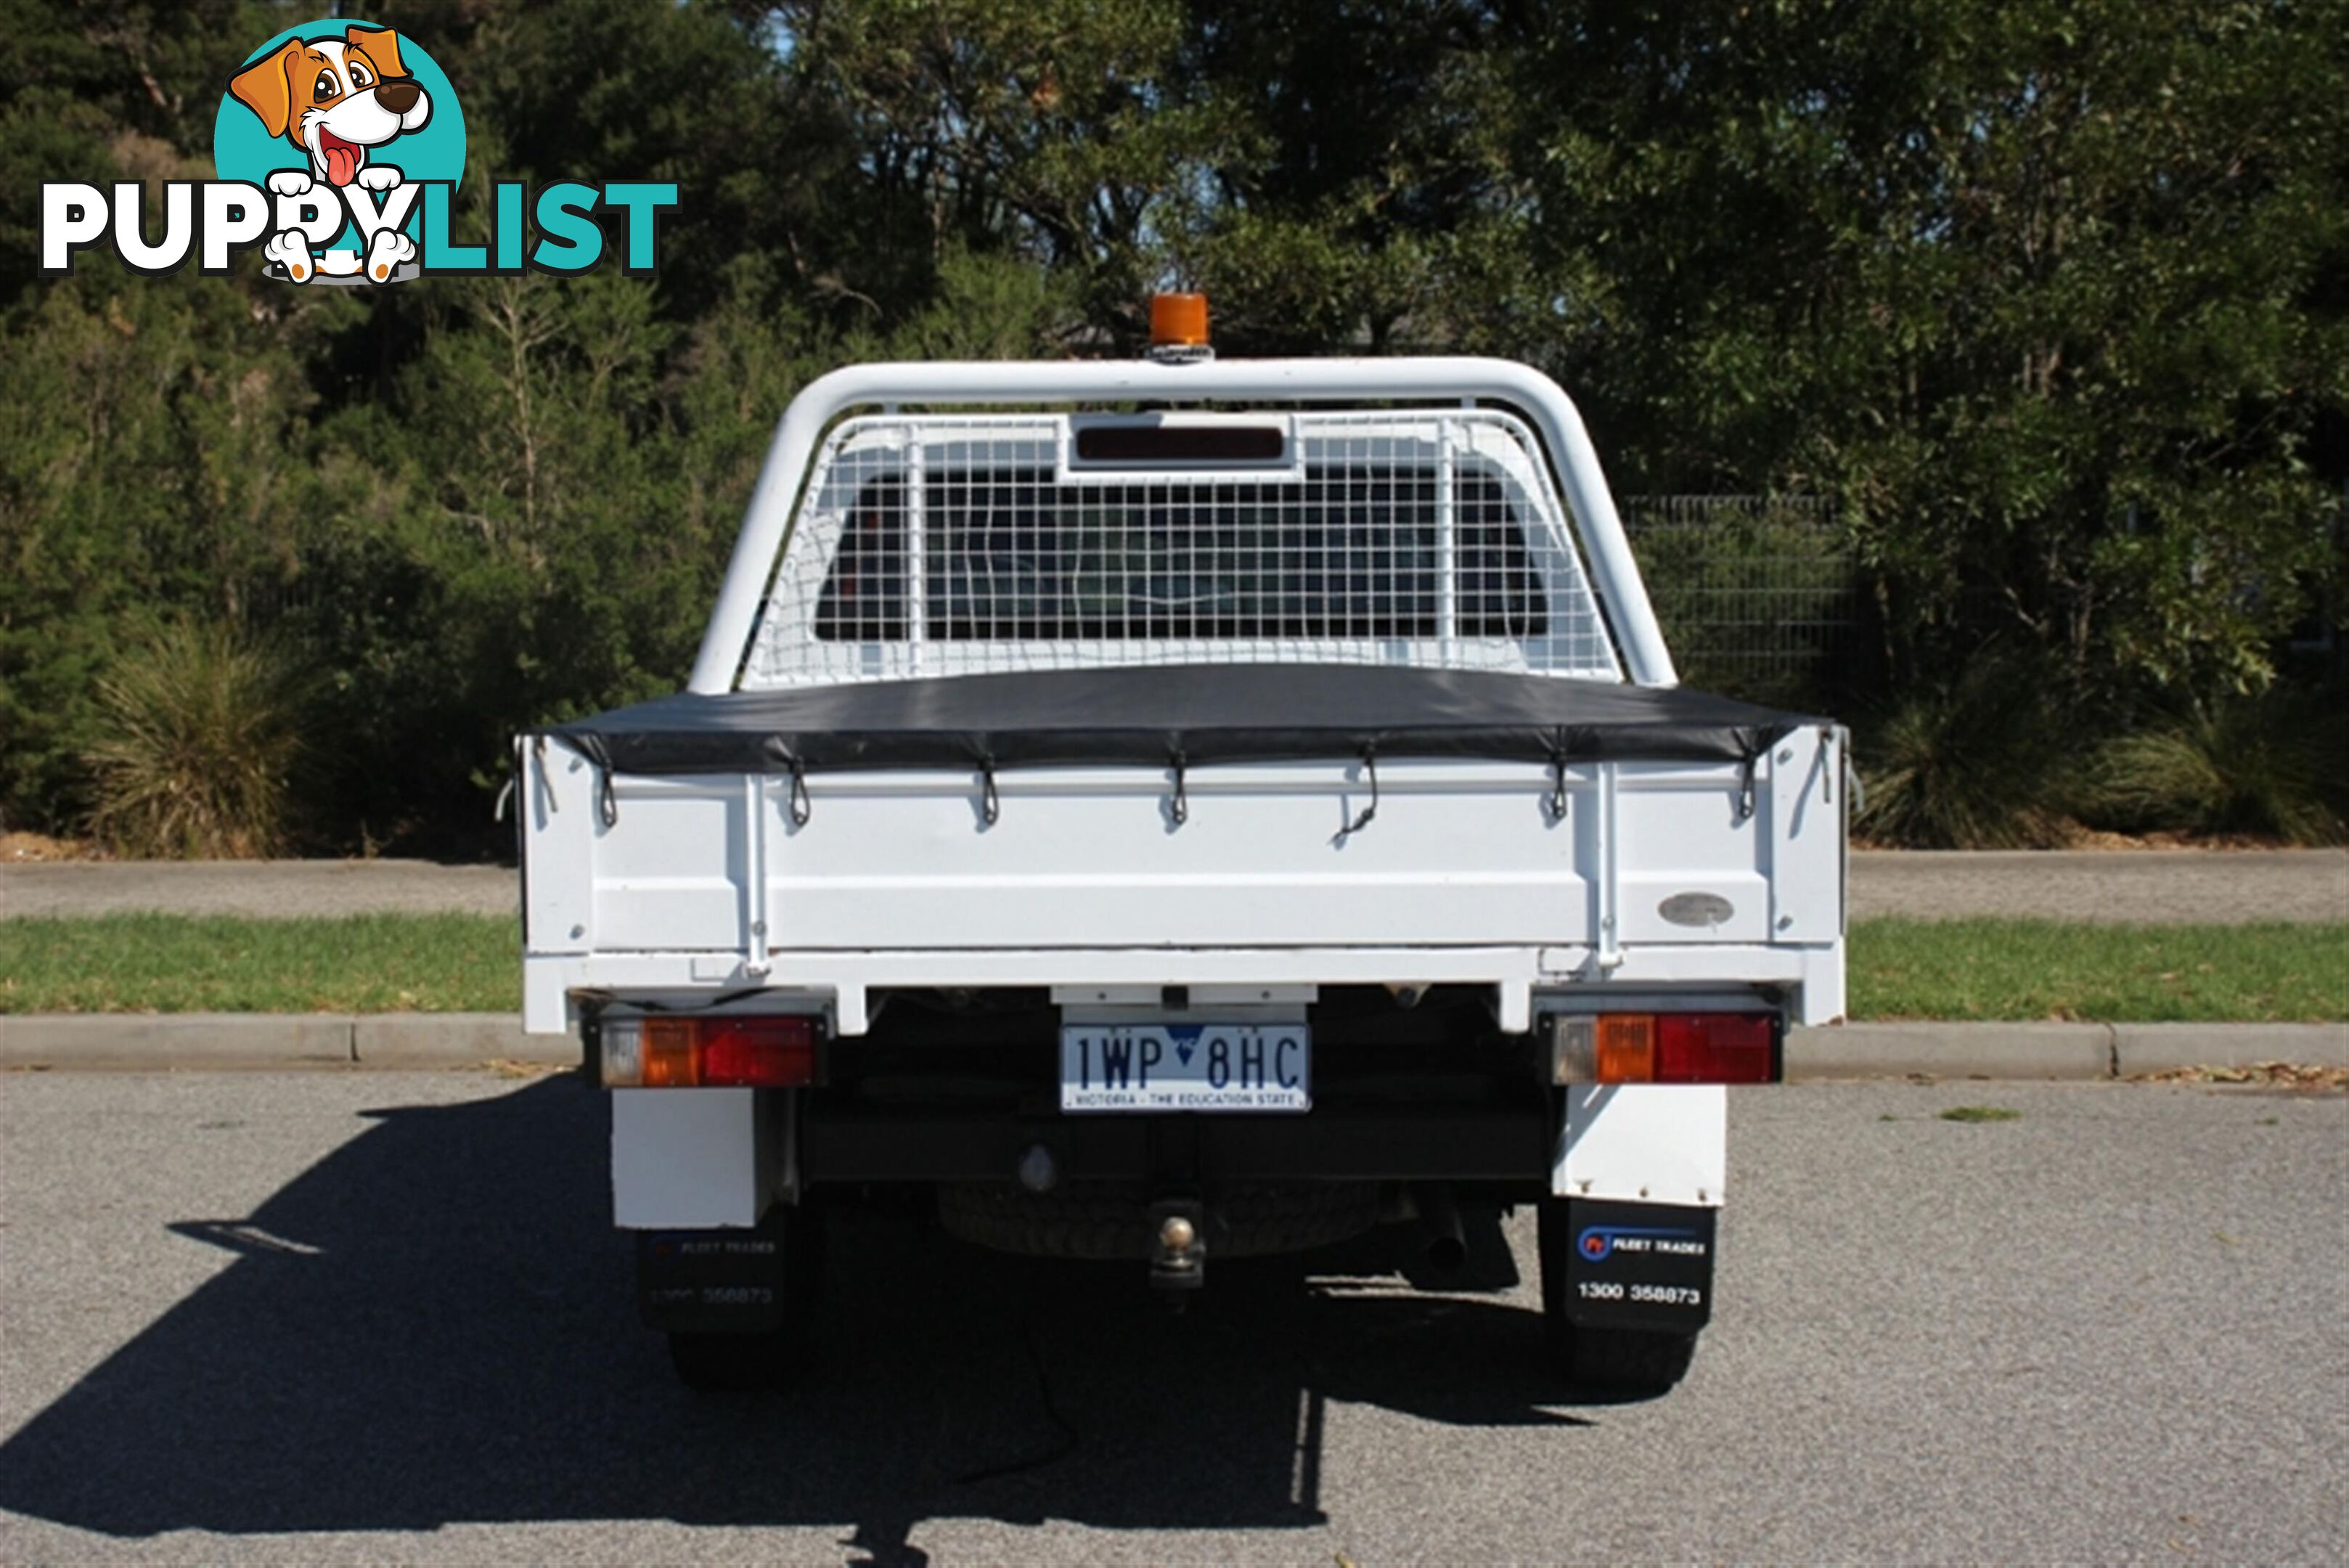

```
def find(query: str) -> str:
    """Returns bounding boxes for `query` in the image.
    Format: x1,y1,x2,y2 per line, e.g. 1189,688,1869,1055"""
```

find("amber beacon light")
1148,291,1211,351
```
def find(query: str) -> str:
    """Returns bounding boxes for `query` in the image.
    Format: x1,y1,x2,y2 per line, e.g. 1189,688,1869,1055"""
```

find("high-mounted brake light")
602,1015,820,1088
1551,1013,1778,1085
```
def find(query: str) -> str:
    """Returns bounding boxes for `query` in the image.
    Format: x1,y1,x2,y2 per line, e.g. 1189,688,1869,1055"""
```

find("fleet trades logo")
1577,1225,1703,1263
40,19,675,285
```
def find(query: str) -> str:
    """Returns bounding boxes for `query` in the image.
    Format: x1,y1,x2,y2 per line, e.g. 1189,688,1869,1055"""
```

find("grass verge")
0,913,518,1014
1,914,2343,1022
1849,918,2346,1023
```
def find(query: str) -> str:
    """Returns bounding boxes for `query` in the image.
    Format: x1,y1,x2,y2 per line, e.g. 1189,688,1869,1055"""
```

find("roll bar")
688,356,1678,693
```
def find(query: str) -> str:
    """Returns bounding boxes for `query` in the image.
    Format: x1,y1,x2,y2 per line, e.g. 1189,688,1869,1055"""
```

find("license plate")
1059,1024,1311,1113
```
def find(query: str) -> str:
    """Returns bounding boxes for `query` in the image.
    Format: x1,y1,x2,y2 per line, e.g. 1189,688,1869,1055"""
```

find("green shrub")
82,618,314,859
2081,690,2348,844
1854,650,2078,848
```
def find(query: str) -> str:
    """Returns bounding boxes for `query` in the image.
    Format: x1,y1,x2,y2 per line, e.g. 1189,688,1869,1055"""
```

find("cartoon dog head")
228,25,431,189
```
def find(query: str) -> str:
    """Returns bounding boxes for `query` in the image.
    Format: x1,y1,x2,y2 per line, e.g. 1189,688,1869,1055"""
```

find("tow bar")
1151,1197,1206,1302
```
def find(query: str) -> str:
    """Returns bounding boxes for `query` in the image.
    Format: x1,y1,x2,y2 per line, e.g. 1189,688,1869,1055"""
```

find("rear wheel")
1535,1198,1699,1393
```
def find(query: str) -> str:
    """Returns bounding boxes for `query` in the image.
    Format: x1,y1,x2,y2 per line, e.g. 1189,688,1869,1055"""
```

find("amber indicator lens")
640,1017,698,1086
1593,1014,1656,1083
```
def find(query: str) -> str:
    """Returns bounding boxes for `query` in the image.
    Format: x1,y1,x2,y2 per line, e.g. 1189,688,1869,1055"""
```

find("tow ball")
1151,1198,1206,1302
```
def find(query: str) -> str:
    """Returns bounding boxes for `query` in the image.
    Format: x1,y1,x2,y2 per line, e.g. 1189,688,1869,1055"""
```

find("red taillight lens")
699,1017,818,1087
1654,1013,1776,1084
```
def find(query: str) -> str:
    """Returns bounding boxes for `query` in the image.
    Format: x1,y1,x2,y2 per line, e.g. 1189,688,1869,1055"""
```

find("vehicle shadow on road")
0,1076,1619,1559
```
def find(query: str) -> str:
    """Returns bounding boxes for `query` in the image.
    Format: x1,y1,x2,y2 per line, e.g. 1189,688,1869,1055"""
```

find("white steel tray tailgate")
544,752,1805,954
522,730,1839,967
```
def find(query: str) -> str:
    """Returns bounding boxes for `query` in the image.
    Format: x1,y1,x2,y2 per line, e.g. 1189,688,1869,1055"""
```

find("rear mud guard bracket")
1495,980,1532,1034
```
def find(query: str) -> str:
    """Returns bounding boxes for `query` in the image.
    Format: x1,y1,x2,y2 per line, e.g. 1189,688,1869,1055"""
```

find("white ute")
519,295,1847,1393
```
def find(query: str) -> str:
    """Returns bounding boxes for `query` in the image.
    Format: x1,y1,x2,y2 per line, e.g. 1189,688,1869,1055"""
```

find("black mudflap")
637,1206,796,1333
1558,1198,1716,1334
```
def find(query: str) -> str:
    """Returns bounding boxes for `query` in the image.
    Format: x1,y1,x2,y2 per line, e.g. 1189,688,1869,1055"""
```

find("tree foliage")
2,0,2342,850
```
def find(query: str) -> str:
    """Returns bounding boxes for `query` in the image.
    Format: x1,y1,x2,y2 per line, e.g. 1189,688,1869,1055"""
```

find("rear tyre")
1535,1198,1699,1394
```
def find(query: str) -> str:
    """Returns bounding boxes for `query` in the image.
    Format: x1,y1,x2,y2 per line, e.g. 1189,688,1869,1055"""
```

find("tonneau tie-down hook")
979,757,1000,828
786,759,812,828
1336,746,1380,841
596,766,618,829
1169,750,1189,828
1545,744,1570,822
522,735,555,823
1735,753,1757,824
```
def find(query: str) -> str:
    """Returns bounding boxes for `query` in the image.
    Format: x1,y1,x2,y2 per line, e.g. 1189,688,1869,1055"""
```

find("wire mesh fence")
1618,494,1857,711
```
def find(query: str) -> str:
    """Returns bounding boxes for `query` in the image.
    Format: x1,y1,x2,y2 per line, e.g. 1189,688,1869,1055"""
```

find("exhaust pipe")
1415,1183,1466,1275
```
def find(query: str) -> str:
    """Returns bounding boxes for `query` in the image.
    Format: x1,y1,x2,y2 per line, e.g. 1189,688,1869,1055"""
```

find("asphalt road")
0,859,521,919
1844,847,2348,925
1,1071,2342,1563
6,848,2344,923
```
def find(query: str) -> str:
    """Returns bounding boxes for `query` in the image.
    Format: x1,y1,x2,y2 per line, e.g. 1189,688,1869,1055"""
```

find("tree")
3,0,2342,847
1506,0,2349,699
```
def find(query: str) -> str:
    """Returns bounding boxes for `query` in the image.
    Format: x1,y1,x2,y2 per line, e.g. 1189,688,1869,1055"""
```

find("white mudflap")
1553,1083,1727,1206
611,1089,771,1228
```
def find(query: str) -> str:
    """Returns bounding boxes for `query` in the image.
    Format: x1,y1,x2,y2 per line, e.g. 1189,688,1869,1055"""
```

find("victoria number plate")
1059,1024,1311,1113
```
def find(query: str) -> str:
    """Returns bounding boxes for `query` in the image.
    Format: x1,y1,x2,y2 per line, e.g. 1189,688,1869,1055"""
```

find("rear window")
813,466,1548,642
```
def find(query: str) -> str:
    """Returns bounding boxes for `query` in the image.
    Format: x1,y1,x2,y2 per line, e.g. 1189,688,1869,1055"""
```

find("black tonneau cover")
550,664,1824,777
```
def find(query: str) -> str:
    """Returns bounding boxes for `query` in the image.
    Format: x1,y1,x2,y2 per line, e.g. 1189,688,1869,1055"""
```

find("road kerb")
2110,1021,2348,1075
351,1012,571,1066
1785,1021,2115,1080
0,1013,359,1069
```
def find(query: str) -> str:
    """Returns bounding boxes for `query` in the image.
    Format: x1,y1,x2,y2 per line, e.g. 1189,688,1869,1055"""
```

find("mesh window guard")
745,410,1621,687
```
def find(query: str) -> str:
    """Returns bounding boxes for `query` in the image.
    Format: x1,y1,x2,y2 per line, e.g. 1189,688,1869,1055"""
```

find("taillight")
1654,1012,1775,1083
1552,1012,1778,1085
602,1015,820,1087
